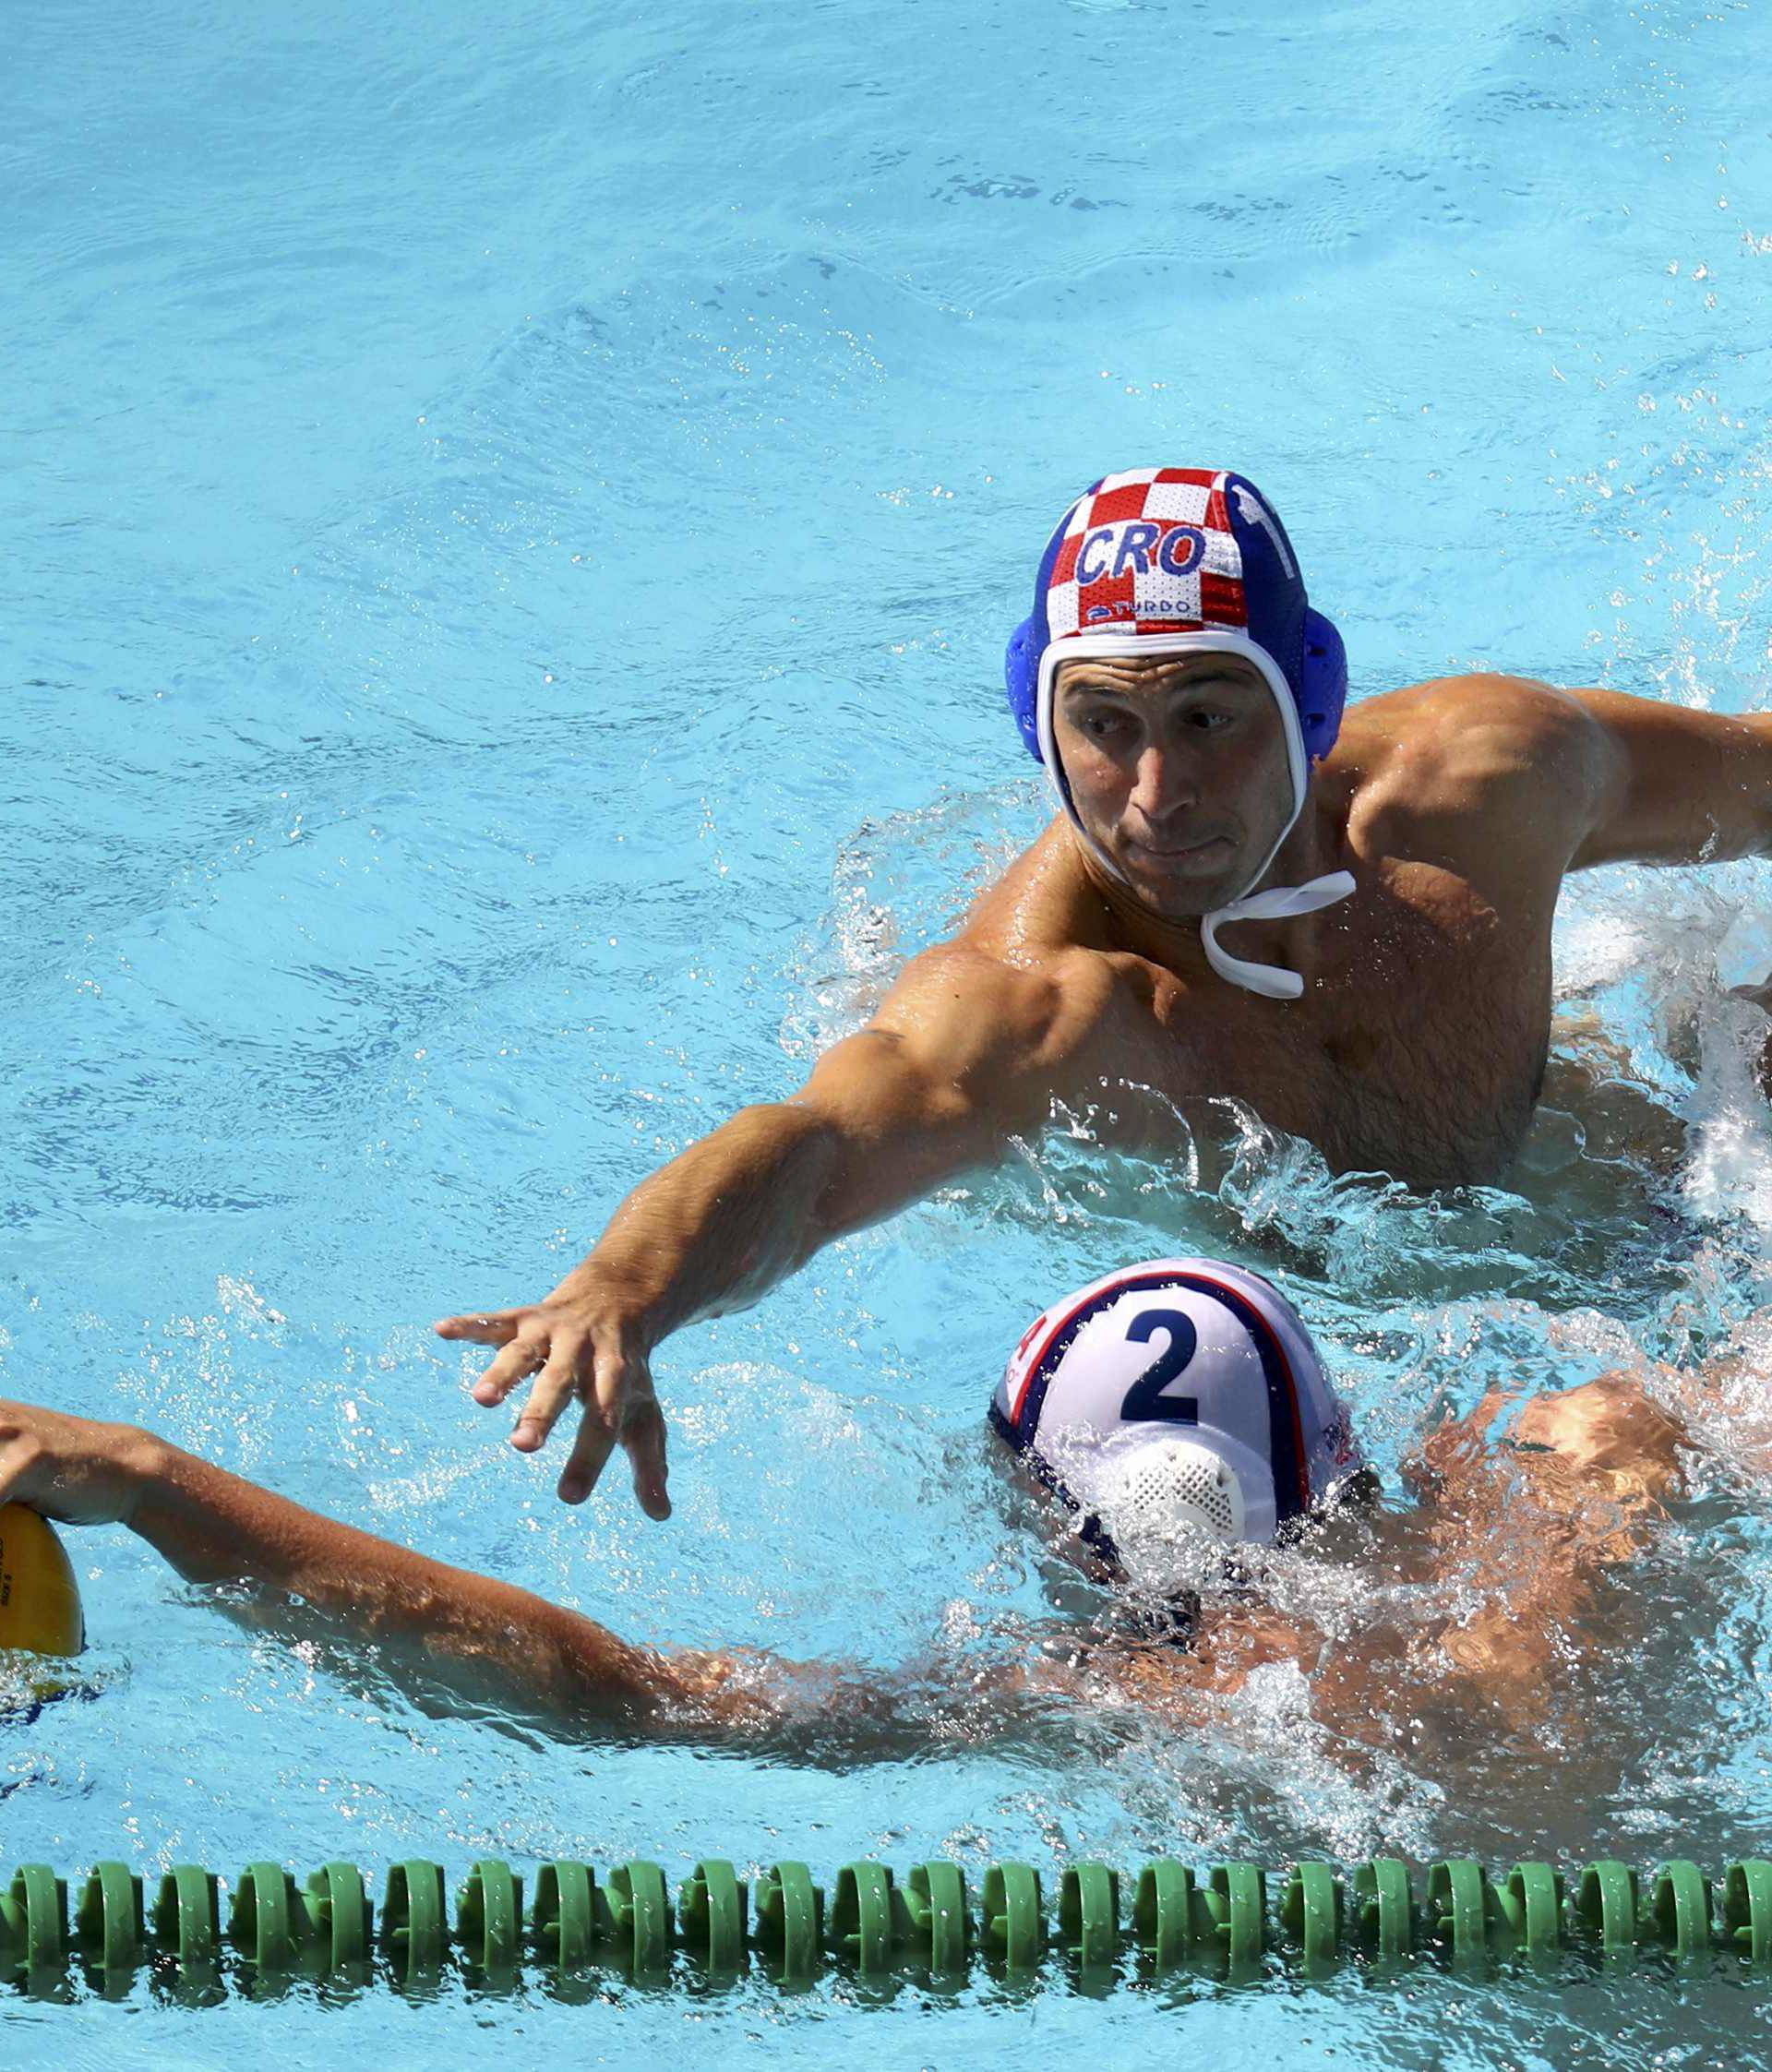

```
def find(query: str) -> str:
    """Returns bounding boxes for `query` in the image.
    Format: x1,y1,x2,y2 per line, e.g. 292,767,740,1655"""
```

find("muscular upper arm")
759,946,1116,1239
796,944,1113,1147
1564,688,1772,870
1359,676,1772,883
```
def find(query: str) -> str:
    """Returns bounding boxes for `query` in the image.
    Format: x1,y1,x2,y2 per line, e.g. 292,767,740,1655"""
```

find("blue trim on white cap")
1000,1266,1310,1527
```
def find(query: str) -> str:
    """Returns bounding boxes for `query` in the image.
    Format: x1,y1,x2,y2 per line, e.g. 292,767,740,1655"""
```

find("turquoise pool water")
8,0,1772,2060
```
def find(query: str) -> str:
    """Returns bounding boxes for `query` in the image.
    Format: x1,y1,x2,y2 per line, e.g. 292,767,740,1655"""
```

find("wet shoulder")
956,818,1119,958
1333,675,1609,873
952,821,1202,1030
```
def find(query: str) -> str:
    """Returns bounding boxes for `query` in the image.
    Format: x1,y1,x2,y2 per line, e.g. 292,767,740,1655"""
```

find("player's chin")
1118,840,1249,916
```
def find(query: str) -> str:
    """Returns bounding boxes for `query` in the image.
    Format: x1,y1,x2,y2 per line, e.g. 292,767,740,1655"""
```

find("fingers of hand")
510,1335,591,1454
623,1394,672,1522
468,1332,549,1408
557,1407,618,1508
434,1311,523,1347
444,1323,670,1519
592,1343,636,1431
555,1345,636,1504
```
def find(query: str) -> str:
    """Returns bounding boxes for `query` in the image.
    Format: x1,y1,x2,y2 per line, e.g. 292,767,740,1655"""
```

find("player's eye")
1083,712,1132,741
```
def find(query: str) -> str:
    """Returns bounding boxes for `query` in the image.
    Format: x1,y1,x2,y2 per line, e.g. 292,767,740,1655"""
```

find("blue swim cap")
1000,469,1357,1001
1002,468,1347,771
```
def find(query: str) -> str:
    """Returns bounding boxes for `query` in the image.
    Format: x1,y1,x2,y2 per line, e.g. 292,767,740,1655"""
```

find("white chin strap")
1202,869,1357,1000
1035,630,1357,1001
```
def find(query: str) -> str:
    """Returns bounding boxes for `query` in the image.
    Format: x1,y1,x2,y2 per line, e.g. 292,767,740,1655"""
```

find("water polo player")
438,465,1772,1523
0,1258,1742,1752
987,1258,1366,1610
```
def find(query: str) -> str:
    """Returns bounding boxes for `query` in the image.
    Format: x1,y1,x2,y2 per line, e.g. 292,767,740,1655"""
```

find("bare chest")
1108,867,1553,1189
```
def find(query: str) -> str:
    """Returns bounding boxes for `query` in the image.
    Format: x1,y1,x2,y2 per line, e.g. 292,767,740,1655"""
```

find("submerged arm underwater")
0,1397,1096,1760
0,1358,1746,1763
1289,1371,1702,1748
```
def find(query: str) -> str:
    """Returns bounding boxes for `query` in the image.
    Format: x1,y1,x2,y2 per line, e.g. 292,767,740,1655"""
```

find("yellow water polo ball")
0,1503,84,1658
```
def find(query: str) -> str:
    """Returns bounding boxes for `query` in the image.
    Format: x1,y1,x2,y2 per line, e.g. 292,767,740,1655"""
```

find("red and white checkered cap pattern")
1043,467,1247,643
1040,466,1243,641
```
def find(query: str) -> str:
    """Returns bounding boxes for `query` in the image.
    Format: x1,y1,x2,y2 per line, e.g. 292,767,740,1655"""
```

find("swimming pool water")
8,0,1772,2062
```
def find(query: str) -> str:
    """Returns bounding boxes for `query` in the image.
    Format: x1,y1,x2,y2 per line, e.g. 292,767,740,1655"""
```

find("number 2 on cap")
1119,1309,1200,1424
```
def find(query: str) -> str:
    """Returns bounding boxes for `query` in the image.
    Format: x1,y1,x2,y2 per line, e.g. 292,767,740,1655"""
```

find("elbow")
539,1607,673,1729
727,1097,844,1172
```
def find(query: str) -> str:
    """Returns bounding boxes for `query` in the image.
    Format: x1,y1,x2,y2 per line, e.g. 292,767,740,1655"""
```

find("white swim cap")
1093,1436,1250,1594
989,1258,1361,1572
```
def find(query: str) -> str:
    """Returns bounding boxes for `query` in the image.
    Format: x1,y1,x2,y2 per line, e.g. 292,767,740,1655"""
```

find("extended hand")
433,1286,671,1517
0,1399,156,1528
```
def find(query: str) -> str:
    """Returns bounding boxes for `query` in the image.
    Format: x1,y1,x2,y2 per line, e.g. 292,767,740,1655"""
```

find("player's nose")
1129,741,1202,820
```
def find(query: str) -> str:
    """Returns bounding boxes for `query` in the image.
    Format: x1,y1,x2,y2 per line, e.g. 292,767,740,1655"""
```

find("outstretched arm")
435,943,1111,1515
0,1399,933,1752
1563,688,1772,869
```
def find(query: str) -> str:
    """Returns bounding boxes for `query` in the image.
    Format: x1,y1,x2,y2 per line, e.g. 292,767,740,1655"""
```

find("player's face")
1052,653,1294,917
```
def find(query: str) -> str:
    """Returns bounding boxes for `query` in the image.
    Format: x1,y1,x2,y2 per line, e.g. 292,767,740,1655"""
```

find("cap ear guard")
1299,606,1347,762
1004,617,1042,761
1005,485,1100,768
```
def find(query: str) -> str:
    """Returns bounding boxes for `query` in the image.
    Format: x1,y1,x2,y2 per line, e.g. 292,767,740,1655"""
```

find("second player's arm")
0,1399,995,1756
437,945,1113,1511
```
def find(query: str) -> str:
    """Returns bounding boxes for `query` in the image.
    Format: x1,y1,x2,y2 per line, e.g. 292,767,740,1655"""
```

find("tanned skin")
436,660,1772,1515
0,1365,1730,1755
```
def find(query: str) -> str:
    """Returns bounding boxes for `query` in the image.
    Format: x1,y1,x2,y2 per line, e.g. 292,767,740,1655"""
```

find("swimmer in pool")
1,1260,1753,1751
437,467,1772,1521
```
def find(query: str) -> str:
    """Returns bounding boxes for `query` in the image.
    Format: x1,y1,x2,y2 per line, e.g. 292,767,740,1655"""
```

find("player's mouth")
1125,831,1237,874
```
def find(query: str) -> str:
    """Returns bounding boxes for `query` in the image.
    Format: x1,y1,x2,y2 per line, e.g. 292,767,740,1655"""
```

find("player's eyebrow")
1061,666,1249,697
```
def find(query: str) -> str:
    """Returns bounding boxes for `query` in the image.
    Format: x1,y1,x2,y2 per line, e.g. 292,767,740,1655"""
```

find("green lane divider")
2,1855,1771,1994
